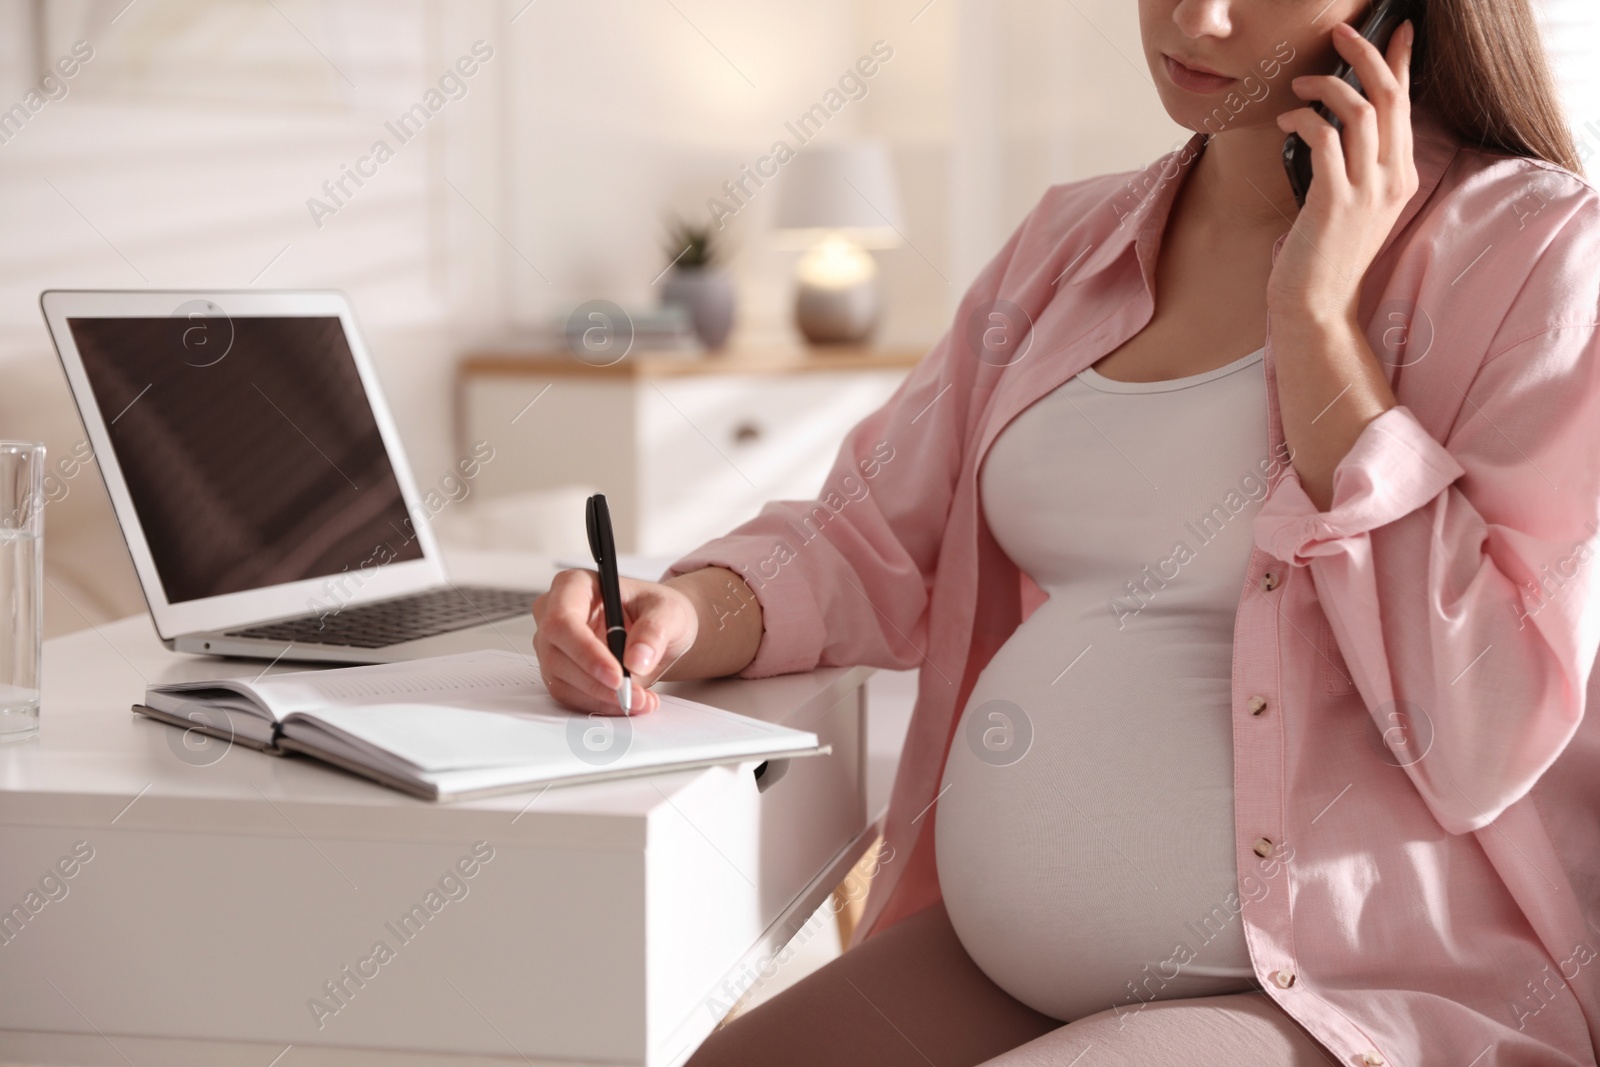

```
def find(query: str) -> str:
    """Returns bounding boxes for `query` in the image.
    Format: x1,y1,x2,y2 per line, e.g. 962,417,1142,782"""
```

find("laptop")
40,289,542,664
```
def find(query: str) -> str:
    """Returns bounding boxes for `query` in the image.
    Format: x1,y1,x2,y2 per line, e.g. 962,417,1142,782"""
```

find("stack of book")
506,305,703,358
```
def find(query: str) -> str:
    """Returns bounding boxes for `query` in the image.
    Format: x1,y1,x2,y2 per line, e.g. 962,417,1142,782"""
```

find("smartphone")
1282,0,1415,208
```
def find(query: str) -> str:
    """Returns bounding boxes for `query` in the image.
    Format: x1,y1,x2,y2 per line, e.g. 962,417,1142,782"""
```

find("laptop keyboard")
226,586,536,649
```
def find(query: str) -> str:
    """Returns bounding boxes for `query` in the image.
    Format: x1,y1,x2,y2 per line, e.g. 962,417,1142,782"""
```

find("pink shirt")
668,107,1600,1066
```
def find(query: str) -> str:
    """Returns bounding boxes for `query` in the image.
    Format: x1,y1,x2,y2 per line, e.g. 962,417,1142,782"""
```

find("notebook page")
238,650,542,716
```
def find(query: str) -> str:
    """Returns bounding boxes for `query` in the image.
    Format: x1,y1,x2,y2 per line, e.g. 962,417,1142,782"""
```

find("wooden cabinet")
456,346,920,554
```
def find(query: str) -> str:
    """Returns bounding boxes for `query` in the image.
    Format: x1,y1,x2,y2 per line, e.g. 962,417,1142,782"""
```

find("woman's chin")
1159,106,1279,139
1150,90,1216,132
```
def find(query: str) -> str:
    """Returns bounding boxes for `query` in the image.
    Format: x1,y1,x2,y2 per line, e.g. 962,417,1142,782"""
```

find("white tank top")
934,347,1269,1021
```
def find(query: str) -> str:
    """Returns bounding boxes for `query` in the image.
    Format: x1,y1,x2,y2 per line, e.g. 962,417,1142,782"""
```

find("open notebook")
133,650,827,801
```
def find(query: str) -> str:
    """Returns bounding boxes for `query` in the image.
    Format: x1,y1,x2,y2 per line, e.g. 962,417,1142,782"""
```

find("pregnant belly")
934,608,1258,1021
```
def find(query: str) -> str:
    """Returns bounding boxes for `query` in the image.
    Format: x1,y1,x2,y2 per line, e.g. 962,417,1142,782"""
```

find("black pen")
585,493,632,713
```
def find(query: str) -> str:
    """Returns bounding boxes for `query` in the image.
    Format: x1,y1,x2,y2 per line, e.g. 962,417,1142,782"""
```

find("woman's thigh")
978,990,1330,1066
684,901,1061,1067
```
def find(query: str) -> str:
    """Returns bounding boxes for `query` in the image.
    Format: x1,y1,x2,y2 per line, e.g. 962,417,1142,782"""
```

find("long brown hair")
1411,0,1581,173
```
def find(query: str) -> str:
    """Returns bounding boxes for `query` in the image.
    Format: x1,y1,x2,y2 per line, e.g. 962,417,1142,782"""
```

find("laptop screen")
67,314,425,604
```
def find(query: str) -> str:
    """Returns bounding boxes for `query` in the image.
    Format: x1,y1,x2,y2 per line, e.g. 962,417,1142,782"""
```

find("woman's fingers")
630,678,660,713
623,616,665,677
531,569,690,715
538,642,611,705
1386,20,1414,100
533,570,624,690
1291,73,1376,186
1332,17,1412,169
1277,106,1349,203
543,655,659,716
1385,22,1417,189
537,628,660,714
1273,17,1421,226
620,582,695,681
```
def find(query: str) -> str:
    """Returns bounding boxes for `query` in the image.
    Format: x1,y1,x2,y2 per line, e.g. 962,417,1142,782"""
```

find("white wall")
0,0,467,485
1540,0,1600,169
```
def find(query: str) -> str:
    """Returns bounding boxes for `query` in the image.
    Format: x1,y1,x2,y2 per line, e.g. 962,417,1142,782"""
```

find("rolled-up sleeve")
664,526,831,679
1256,405,1466,565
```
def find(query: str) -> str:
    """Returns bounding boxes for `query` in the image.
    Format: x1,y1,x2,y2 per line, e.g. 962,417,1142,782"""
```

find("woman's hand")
531,570,698,715
1269,19,1419,324
531,566,764,715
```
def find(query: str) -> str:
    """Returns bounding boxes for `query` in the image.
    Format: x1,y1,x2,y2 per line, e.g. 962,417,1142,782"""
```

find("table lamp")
774,139,904,345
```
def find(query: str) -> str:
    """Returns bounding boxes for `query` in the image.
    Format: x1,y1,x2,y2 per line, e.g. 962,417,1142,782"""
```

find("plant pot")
662,267,736,350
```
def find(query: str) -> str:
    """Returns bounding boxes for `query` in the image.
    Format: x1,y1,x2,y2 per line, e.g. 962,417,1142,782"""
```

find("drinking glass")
0,442,44,742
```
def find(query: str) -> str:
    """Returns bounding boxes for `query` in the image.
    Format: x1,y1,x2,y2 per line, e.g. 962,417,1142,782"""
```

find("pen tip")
616,681,632,715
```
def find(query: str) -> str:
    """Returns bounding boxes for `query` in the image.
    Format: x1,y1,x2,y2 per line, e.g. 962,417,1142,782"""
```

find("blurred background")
1,0,1598,640
2,0,1598,1015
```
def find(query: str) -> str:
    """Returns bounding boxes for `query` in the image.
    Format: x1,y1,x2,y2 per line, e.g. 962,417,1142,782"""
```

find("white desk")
0,553,876,1067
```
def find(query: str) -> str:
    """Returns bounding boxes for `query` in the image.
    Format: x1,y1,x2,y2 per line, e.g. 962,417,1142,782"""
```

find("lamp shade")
774,139,905,249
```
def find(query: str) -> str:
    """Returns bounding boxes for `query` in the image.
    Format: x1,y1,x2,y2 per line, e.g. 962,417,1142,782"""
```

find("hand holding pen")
530,495,764,716
529,494,687,715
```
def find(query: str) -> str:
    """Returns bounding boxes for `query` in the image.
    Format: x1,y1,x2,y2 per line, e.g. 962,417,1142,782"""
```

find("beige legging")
686,901,1332,1066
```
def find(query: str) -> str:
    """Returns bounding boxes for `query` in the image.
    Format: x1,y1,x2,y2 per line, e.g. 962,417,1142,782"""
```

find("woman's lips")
1162,53,1237,93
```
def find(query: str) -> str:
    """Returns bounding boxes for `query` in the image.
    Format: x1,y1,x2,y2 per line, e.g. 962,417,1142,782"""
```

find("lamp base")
795,278,880,345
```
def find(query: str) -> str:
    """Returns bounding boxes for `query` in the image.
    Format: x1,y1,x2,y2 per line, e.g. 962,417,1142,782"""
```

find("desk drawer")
639,371,904,554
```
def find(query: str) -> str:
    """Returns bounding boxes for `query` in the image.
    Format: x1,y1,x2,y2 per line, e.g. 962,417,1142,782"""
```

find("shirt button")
1261,570,1279,591
1253,837,1274,858
1273,968,1296,988
1361,1053,1385,1066
1248,695,1268,716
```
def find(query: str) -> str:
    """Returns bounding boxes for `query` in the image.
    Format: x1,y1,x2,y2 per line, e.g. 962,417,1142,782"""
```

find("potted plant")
660,217,735,351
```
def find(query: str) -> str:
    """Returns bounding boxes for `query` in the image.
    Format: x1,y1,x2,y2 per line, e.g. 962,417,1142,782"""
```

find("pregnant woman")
532,0,1600,1063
